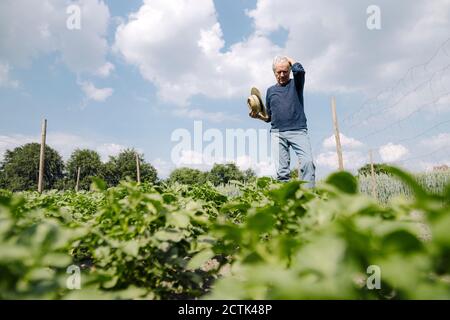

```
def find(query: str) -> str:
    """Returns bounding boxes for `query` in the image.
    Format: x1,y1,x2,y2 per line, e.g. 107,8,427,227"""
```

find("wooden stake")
331,97,344,170
369,149,377,199
38,119,47,193
75,166,81,192
136,153,141,184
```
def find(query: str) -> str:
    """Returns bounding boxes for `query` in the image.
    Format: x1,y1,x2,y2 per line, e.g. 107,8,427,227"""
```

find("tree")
242,168,256,183
0,169,7,190
207,163,244,186
0,143,64,191
168,167,207,185
103,149,158,186
65,149,104,190
357,163,392,176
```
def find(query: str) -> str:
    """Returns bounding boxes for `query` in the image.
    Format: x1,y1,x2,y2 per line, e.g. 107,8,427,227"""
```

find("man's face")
274,62,291,85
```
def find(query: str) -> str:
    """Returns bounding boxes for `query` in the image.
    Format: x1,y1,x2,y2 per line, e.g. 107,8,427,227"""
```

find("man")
249,56,316,188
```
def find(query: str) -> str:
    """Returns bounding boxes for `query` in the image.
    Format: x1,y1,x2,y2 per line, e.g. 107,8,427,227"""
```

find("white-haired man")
250,56,316,188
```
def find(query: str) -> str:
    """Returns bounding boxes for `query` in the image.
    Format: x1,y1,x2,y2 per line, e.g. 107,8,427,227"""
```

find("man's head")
272,56,291,86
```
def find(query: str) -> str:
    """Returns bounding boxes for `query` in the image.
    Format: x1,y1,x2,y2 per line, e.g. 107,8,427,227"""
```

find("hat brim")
250,87,267,116
247,95,261,113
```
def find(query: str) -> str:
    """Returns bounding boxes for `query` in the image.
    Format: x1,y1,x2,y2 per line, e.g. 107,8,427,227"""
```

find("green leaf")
113,286,149,300
256,177,272,189
381,230,423,254
41,253,72,267
162,193,177,204
154,230,184,242
90,177,107,192
0,244,29,261
102,276,119,289
246,210,276,233
270,181,301,202
431,214,450,247
167,212,190,229
325,171,358,194
187,249,214,270
122,240,140,257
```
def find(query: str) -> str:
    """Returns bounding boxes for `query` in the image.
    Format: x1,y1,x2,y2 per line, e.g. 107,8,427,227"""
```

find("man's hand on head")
286,57,296,66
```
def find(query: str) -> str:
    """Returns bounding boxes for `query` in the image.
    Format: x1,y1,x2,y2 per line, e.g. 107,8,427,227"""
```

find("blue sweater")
265,62,307,132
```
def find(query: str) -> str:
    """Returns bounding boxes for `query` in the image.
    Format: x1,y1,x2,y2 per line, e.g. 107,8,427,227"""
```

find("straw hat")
247,87,267,117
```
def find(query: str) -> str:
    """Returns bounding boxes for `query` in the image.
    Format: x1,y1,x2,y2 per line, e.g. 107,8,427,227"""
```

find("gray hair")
272,55,290,73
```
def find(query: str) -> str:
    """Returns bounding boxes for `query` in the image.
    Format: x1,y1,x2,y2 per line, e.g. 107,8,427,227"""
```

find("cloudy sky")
1,0,449,179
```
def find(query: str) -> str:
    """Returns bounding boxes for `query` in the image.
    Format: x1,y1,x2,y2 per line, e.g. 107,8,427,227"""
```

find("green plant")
0,166,448,300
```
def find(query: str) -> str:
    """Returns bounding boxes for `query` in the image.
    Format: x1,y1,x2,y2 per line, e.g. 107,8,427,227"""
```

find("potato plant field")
1,167,449,300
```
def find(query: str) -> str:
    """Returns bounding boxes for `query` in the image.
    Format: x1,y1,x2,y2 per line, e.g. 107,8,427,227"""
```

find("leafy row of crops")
0,167,449,299
217,170,450,204
358,170,450,204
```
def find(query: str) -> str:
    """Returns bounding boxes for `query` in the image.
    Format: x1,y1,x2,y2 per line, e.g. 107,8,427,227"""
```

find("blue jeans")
271,129,316,188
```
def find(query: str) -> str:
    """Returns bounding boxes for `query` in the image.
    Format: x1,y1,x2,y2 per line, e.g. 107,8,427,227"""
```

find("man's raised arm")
286,57,305,93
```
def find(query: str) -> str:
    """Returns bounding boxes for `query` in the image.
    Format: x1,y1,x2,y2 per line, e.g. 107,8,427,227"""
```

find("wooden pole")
370,149,377,199
331,97,344,170
136,153,141,184
38,119,47,193
75,166,81,192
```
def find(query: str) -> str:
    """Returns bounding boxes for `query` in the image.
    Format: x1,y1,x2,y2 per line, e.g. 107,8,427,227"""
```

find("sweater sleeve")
264,88,272,123
291,62,305,94
265,89,271,118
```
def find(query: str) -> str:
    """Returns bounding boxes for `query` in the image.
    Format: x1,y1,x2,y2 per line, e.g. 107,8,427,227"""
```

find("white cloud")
95,62,115,78
177,149,205,166
46,132,92,158
172,108,240,123
151,158,175,179
416,159,450,172
170,149,212,172
235,155,276,176
2,0,449,108
0,134,35,159
95,143,127,162
436,93,450,110
0,63,19,88
0,0,110,74
79,81,113,102
113,0,450,125
0,133,126,162
419,132,450,149
379,143,409,162
322,133,364,149
256,160,276,177
171,148,276,177
114,0,280,106
364,67,450,126
316,150,367,170
235,155,253,170
198,22,225,55
0,132,92,160
248,0,450,94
